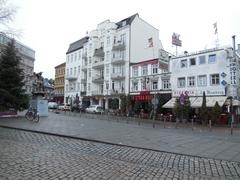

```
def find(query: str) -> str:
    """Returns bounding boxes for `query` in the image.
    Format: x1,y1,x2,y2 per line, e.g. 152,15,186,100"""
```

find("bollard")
175,118,178,128
209,119,212,131
164,116,166,128
191,118,194,131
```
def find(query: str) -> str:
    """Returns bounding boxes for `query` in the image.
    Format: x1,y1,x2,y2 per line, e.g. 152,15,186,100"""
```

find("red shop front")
131,91,153,101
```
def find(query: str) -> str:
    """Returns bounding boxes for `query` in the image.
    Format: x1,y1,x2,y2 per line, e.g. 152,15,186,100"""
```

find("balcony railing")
93,47,104,57
92,76,104,83
112,56,125,64
92,90,104,95
65,74,78,81
109,89,125,95
111,72,125,80
92,60,104,68
80,91,86,96
112,41,126,51
81,77,87,82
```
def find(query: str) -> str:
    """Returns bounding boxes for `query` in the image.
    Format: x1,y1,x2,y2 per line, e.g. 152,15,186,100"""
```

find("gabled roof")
116,13,138,29
66,36,89,54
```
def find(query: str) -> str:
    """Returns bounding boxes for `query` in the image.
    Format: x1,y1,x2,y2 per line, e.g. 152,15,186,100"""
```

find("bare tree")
0,0,17,36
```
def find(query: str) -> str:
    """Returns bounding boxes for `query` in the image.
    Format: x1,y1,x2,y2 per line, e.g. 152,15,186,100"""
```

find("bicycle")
25,107,39,122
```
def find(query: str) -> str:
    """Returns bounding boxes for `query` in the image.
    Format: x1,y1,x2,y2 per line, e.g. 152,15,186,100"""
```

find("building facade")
0,33,35,95
64,14,163,110
54,62,65,104
163,47,240,113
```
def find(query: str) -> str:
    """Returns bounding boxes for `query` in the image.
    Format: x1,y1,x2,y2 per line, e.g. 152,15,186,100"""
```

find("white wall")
170,49,230,97
130,16,163,63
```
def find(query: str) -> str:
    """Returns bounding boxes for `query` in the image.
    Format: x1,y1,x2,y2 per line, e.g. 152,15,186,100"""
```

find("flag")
213,22,218,34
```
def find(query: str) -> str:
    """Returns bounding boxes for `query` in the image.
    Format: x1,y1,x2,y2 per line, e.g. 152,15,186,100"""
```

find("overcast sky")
10,0,240,78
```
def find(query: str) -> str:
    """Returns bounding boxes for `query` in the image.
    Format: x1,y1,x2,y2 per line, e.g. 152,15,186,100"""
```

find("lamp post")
106,81,109,113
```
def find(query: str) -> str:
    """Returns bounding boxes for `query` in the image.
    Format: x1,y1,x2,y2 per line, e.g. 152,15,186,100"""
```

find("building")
129,49,171,110
54,62,65,104
64,13,163,110
163,46,240,115
0,33,35,95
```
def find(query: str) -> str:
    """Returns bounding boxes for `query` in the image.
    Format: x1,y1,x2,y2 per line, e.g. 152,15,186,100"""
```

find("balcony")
109,89,125,95
93,47,104,57
92,60,104,68
92,76,104,83
112,56,125,64
81,64,88,71
111,72,125,80
81,77,87,82
112,41,126,51
92,90,104,95
80,91,86,96
65,74,78,81
82,53,87,60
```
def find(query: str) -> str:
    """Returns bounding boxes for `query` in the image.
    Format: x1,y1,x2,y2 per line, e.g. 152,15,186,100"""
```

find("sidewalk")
1,111,240,162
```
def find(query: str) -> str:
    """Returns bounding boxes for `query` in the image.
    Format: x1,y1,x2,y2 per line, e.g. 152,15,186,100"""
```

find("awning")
191,96,227,108
162,98,176,108
225,99,240,106
162,97,197,108
162,96,228,108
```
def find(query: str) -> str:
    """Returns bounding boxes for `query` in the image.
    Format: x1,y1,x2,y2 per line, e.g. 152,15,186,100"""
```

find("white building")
64,14,163,110
129,49,171,106
163,47,240,112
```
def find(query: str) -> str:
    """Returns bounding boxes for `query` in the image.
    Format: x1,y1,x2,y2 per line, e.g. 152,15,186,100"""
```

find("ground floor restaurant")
162,95,240,123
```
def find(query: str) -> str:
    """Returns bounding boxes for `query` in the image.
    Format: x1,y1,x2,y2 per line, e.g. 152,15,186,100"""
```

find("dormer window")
122,21,126,26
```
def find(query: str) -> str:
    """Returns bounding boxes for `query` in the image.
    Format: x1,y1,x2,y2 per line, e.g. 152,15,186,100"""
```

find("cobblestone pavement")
1,112,240,162
0,127,240,179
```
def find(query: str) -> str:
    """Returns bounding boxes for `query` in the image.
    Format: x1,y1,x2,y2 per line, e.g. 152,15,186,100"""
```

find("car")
85,105,104,114
48,102,58,109
71,104,86,113
57,104,70,111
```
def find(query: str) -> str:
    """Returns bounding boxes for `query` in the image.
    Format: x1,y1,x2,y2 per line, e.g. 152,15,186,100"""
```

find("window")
88,69,91,77
74,67,76,75
199,55,206,65
89,43,92,51
152,63,158,74
112,81,115,90
77,83,80,91
106,64,109,75
181,59,187,68
89,57,92,64
210,74,219,85
70,68,72,75
162,79,170,89
66,69,69,76
106,36,110,46
88,83,91,91
120,34,126,44
133,82,138,91
74,53,77,61
66,84,68,92
178,77,186,88
133,67,138,77
198,75,207,86
208,54,216,63
142,65,148,76
152,81,158,90
71,54,73,63
187,76,195,87
78,66,80,74
190,58,196,66
106,51,110,61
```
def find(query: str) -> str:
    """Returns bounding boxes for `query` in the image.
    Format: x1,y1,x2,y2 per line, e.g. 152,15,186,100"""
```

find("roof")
55,62,66,68
116,13,138,29
66,36,89,54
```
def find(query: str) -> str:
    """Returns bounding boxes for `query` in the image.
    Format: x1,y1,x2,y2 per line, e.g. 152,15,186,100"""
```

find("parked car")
85,105,104,114
57,104,70,111
71,104,86,113
48,102,58,109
